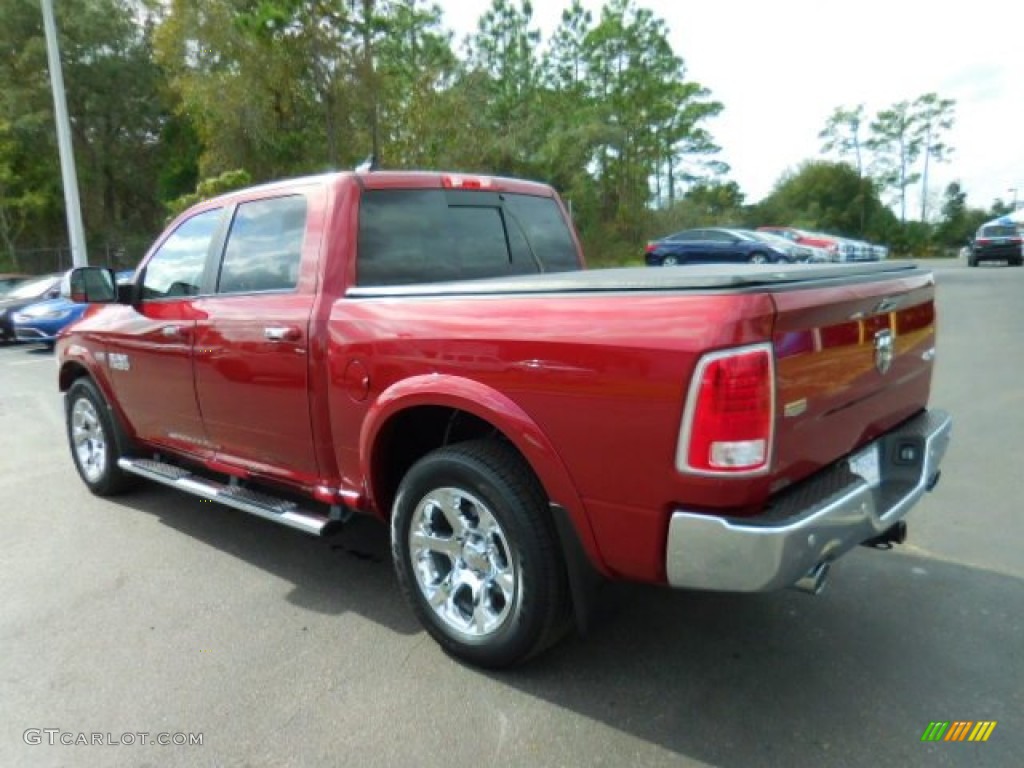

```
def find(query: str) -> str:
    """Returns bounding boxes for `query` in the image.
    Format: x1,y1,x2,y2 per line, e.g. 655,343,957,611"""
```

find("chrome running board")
118,458,330,536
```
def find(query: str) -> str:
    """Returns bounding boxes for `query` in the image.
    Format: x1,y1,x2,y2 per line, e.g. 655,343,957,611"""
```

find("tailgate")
769,269,936,489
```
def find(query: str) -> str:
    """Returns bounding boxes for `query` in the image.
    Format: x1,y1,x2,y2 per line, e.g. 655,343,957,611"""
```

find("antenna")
355,154,378,173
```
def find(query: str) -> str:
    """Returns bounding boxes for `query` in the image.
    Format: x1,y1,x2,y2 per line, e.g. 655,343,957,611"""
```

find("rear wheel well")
370,406,503,516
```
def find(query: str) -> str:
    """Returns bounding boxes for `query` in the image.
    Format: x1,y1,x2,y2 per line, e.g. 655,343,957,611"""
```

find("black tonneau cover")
347,261,923,298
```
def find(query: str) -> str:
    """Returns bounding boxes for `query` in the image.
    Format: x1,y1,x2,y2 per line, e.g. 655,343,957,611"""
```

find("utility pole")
1010,188,1019,211
41,0,88,267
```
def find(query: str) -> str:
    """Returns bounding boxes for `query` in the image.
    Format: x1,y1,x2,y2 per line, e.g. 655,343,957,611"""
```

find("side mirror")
62,267,117,304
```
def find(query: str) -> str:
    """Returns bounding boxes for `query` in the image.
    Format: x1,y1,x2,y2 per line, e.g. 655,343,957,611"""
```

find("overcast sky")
438,0,1023,215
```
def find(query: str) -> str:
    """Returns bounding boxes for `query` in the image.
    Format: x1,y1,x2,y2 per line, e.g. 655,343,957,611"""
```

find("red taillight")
975,238,990,245
645,243,657,253
677,344,775,474
442,175,492,190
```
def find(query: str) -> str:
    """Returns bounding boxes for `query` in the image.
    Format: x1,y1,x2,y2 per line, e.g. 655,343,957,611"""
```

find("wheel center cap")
462,537,490,574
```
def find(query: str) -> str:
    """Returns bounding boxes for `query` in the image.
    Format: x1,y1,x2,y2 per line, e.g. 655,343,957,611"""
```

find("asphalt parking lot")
0,261,1021,768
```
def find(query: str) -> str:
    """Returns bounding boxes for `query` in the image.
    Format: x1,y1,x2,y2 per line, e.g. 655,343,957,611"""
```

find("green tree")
166,168,252,217
683,180,744,218
756,160,894,241
580,0,721,241
462,0,545,176
819,104,867,177
912,93,956,222
0,121,49,267
0,0,172,263
867,101,921,224
934,181,990,248
989,198,1014,218
819,104,869,232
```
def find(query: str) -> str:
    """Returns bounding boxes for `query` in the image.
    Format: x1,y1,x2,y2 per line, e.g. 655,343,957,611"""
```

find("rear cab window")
979,225,1017,238
356,189,580,286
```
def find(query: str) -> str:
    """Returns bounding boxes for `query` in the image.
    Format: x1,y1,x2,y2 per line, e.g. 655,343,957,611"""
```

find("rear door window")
217,196,307,294
357,189,579,286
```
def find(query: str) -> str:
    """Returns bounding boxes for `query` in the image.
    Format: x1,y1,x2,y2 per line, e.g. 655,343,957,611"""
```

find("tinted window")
703,230,732,242
980,225,1017,238
668,231,699,241
357,189,579,286
218,196,307,294
142,209,221,300
502,193,579,271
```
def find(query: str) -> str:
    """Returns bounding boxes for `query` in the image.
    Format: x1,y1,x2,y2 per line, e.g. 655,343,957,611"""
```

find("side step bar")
118,458,331,536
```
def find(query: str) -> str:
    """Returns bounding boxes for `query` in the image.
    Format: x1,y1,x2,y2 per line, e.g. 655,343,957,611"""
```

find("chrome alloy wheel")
71,397,107,483
408,487,518,638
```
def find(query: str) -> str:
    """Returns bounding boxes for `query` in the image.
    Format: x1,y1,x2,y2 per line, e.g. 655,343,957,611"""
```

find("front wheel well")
59,361,91,392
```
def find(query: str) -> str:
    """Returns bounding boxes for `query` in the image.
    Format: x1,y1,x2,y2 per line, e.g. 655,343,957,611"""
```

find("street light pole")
1010,188,1019,211
40,0,88,267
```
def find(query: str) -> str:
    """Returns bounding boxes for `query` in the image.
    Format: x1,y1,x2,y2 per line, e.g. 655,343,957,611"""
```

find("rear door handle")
161,325,188,339
264,326,301,342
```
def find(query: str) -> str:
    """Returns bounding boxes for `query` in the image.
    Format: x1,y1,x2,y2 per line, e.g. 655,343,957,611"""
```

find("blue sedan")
644,227,794,266
12,271,134,346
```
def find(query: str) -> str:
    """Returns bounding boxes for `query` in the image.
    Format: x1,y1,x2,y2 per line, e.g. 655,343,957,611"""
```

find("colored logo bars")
921,721,997,742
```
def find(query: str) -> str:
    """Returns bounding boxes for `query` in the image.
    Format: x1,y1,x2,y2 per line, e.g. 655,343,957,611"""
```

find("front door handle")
161,325,188,339
264,326,301,342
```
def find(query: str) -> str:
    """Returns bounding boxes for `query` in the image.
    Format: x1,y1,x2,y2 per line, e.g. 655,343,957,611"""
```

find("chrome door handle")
264,326,300,342
161,325,187,338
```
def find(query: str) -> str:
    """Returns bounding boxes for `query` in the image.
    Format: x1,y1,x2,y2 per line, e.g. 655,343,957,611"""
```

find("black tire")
967,258,978,267
749,251,770,264
662,254,680,266
391,439,570,668
65,377,135,496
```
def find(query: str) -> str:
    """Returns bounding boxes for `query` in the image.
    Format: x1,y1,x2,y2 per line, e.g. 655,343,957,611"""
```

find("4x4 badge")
874,329,894,374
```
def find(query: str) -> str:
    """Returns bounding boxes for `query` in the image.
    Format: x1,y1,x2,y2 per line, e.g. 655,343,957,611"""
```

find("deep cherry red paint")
57,171,936,585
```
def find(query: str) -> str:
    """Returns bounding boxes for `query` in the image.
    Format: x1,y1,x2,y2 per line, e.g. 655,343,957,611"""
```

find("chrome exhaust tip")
792,561,831,595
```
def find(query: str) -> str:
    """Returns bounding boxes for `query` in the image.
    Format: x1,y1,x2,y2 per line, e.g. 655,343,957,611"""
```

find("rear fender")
360,374,608,576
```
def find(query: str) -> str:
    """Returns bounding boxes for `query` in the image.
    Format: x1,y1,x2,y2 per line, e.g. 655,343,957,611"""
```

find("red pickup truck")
58,171,951,667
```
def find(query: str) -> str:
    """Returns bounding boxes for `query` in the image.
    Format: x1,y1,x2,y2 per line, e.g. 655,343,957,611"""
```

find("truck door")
192,193,321,483
103,207,224,454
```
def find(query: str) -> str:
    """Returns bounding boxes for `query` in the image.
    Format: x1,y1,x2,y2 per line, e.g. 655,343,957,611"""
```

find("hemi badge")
784,399,808,418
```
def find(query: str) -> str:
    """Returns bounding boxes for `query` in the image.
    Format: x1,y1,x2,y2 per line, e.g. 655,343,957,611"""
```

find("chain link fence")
2,239,152,276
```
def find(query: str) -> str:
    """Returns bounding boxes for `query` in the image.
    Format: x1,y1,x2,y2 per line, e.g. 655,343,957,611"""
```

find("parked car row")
0,270,133,347
756,227,888,263
643,227,831,267
643,226,888,268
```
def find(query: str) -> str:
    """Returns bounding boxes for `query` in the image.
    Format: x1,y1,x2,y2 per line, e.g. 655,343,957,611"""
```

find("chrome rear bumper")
665,409,952,591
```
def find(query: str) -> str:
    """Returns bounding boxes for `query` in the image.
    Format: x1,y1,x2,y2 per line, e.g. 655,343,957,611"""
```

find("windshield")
6,275,57,299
